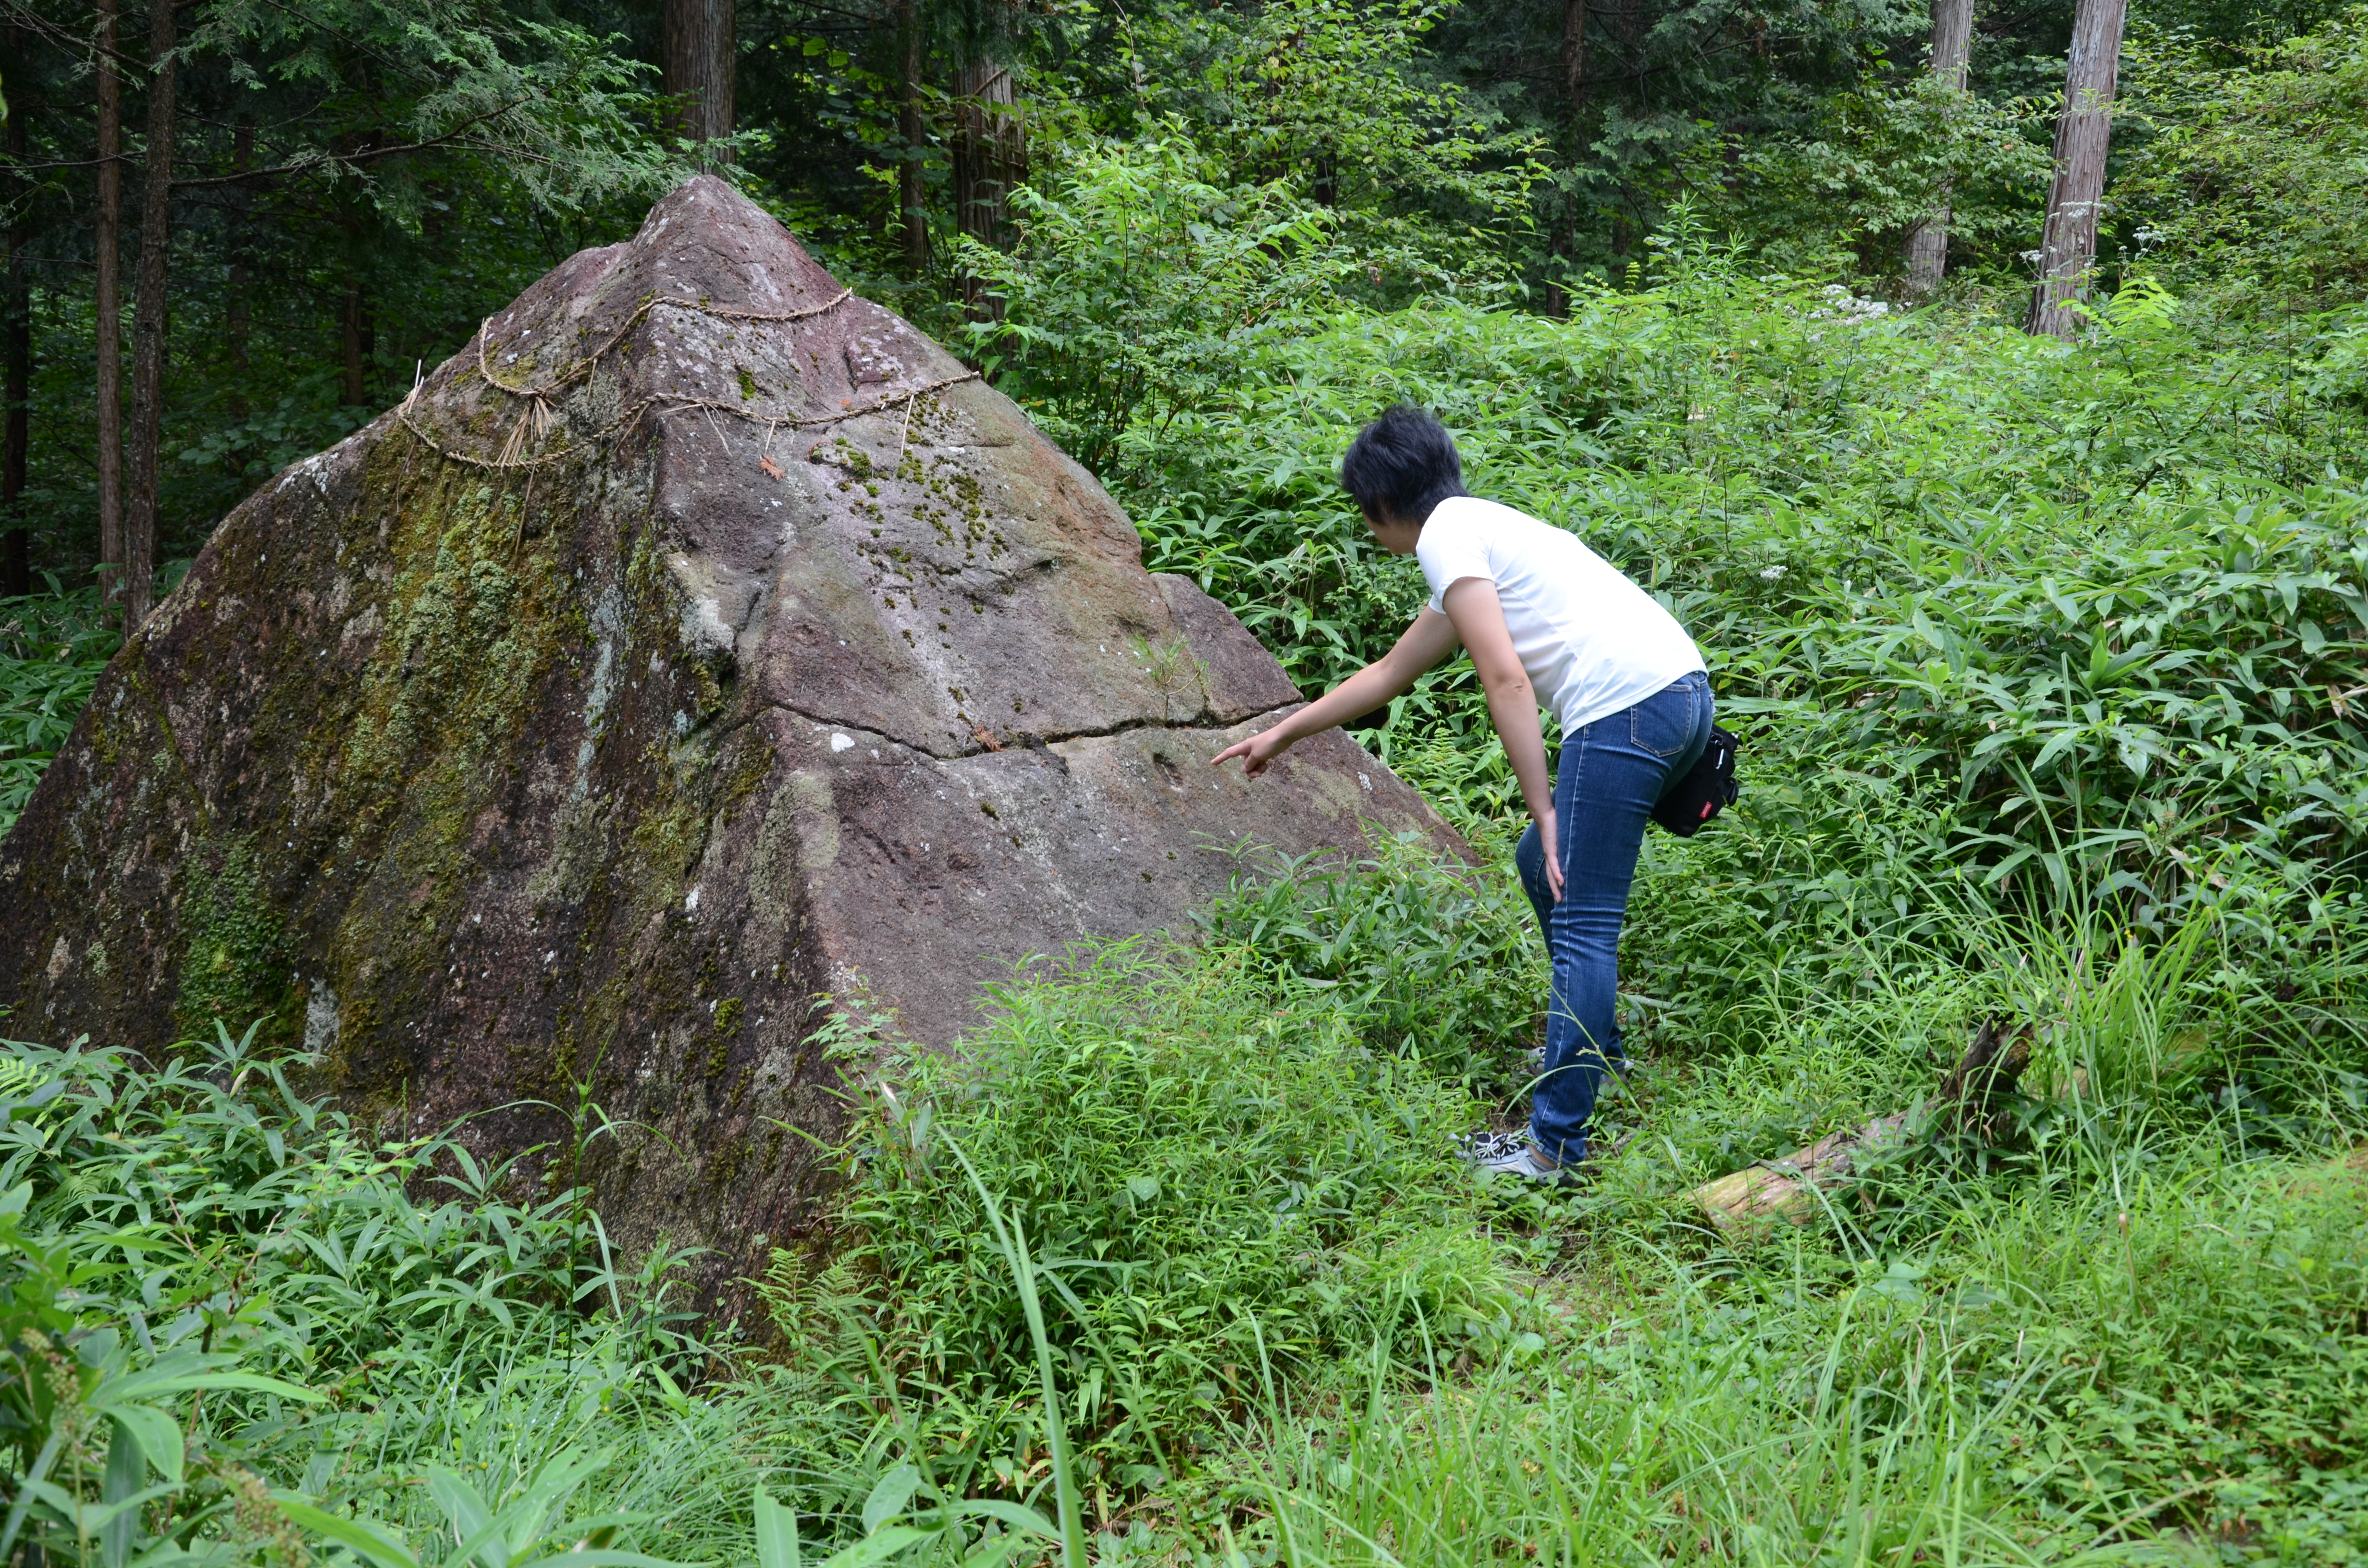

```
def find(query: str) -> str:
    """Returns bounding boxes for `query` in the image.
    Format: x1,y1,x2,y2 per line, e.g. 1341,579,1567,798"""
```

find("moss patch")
176,836,296,1040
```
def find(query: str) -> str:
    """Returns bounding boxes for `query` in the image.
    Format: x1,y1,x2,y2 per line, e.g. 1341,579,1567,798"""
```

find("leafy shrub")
802,941,1505,1486
0,1029,728,1568
955,138,1369,478
954,131,1507,481
0,1033,691,1389
1197,834,1544,1085
1682,73,2053,282
1112,0,1540,221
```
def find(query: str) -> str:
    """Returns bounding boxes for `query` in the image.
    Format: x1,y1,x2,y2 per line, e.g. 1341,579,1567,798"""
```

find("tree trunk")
341,278,371,406
2025,0,2127,339
1554,0,1590,315
226,121,251,425
1310,155,1337,208
3,81,30,599
951,61,1023,245
1561,0,1589,110
340,201,371,407
660,0,735,153
951,59,1023,314
1614,0,1642,96
897,0,929,276
123,0,176,633
1902,0,1974,295
96,0,125,612
1543,219,1575,318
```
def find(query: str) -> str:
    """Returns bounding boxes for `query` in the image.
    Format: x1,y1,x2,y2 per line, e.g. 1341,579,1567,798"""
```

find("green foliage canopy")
2119,8,2368,315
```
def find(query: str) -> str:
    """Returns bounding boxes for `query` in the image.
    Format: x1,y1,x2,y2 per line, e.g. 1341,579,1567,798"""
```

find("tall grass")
739,843,2368,1563
1166,862,2368,1565
1240,1134,2368,1566
795,940,1505,1490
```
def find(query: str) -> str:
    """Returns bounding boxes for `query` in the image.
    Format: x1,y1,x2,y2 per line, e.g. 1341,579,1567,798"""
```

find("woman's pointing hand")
1211,728,1293,778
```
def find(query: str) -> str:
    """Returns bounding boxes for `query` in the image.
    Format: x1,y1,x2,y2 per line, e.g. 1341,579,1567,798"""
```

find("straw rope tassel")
510,471,536,564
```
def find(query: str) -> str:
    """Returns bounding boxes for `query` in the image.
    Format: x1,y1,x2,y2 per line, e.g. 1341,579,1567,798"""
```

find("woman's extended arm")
1442,576,1561,899
1210,608,1461,777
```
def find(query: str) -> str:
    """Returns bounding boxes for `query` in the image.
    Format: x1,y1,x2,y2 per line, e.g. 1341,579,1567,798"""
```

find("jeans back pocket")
1630,676,1701,758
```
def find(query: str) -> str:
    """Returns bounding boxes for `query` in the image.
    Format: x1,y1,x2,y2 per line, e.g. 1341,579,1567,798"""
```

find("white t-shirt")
1415,495,1704,734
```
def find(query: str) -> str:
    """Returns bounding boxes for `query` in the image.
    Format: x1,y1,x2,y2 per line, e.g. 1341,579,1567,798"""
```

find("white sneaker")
1460,1130,1579,1188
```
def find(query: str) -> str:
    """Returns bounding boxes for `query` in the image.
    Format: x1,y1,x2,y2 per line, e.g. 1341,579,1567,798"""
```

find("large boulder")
0,177,1457,1310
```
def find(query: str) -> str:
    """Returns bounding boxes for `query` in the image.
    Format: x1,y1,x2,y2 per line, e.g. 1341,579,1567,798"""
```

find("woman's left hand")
1536,806,1563,902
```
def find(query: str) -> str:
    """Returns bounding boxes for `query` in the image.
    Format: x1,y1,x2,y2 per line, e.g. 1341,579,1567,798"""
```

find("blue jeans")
1514,672,1713,1164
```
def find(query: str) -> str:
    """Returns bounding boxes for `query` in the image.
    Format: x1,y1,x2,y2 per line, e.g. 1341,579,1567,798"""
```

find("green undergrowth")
1196,835,1544,1088
0,586,119,833
1064,848,2368,1564
1238,1139,2368,1567
1116,227,2368,943
0,1029,900,1568
7,822,2368,1566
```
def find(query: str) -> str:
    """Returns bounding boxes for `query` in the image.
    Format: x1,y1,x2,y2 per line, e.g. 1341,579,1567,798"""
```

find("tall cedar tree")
0,0,679,594
2029,0,2128,335
1904,0,1976,292
664,0,737,150
123,0,176,630
4,41,31,597
94,0,124,613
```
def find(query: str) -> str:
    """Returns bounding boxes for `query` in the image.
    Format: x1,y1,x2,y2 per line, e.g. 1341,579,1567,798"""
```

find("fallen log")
1690,1018,2034,1234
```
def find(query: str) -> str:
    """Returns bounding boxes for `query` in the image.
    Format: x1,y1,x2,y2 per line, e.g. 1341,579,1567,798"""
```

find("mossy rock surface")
0,176,1458,1315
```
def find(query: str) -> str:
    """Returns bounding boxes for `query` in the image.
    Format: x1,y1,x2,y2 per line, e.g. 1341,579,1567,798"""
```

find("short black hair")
1339,404,1466,527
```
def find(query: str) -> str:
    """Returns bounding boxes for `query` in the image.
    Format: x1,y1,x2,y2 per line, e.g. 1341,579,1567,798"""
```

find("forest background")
8,0,2368,1561
0,0,2360,605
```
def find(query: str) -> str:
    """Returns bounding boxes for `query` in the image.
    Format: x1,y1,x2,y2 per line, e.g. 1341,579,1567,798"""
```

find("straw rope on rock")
395,285,980,474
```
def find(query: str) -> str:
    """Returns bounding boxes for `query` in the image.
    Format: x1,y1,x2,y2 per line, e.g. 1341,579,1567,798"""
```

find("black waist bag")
1651,724,1739,837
